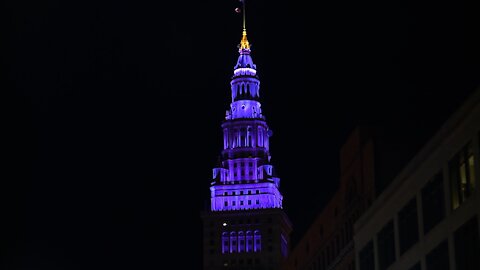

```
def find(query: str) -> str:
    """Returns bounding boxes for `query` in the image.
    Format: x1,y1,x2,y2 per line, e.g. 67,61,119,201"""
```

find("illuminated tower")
201,2,292,270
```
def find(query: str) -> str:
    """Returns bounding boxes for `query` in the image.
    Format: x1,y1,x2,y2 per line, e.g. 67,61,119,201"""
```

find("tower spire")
239,0,250,51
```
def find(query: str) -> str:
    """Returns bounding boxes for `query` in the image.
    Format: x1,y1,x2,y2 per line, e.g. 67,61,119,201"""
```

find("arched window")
240,128,246,147
247,127,252,147
223,129,228,149
230,232,237,253
238,231,245,252
265,131,269,149
258,127,264,147
237,129,241,147
254,230,262,252
222,232,229,254
246,231,253,252
230,129,237,148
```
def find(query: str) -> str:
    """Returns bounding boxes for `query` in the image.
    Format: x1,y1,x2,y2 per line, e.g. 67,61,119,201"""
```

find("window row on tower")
223,125,268,149
222,230,262,254
210,186,283,211
212,165,275,183
231,81,260,100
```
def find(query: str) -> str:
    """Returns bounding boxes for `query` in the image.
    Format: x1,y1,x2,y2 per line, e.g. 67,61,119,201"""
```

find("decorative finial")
240,29,250,50
236,0,250,51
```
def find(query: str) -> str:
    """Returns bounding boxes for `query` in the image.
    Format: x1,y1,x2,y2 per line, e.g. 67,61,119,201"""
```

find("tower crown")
233,33,257,77
233,1,256,74
229,8,261,111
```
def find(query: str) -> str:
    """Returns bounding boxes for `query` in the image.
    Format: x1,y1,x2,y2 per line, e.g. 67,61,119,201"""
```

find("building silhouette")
283,87,480,270
201,3,292,269
283,126,381,270
354,87,480,270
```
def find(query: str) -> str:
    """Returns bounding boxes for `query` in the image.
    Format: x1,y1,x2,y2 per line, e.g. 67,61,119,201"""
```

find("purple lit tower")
201,2,292,270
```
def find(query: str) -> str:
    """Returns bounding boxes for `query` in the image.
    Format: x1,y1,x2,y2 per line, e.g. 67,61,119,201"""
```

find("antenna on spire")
236,0,250,51
241,0,246,31
235,0,247,30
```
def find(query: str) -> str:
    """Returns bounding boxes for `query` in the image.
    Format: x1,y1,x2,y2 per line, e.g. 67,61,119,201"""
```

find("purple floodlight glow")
221,230,262,254
234,53,256,70
210,34,283,212
228,100,262,120
234,67,257,76
210,181,282,211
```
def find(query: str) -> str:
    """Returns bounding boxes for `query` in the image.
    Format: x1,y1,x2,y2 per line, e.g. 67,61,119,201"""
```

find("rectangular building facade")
354,88,480,270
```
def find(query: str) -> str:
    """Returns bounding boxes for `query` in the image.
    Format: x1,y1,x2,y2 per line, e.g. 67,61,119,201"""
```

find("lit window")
230,232,237,253
450,142,476,209
254,230,262,252
222,232,229,253
238,231,245,252
246,231,253,252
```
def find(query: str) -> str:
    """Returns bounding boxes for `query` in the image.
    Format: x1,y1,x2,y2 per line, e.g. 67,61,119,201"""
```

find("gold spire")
240,29,250,50
238,0,250,51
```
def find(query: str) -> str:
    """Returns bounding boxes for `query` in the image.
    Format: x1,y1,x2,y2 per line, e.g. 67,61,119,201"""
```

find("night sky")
4,0,480,269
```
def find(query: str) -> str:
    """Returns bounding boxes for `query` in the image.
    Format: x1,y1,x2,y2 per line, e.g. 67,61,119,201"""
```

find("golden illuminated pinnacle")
238,0,250,51
240,29,250,50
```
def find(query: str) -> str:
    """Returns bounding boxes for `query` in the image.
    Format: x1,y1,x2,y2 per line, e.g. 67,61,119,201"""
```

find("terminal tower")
201,2,292,270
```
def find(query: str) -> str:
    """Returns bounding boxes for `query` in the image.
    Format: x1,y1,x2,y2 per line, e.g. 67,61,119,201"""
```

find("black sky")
4,0,480,269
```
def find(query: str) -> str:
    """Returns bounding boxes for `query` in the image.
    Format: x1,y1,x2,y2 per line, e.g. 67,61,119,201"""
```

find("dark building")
354,86,480,270
201,6,292,270
282,122,453,269
283,87,480,270
283,126,379,270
